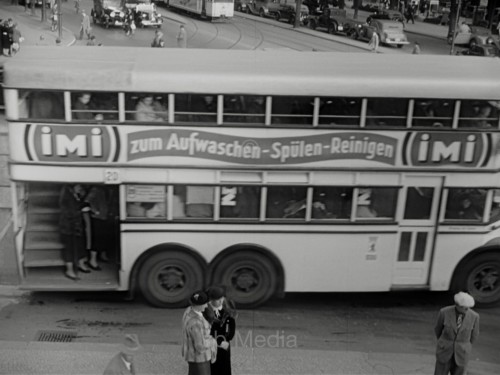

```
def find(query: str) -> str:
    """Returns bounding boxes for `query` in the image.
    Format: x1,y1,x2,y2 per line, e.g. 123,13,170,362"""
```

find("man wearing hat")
434,292,480,375
103,333,141,375
182,291,218,375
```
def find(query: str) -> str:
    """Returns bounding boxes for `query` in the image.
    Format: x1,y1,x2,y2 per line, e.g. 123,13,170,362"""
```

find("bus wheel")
211,251,277,309
454,253,500,307
138,251,205,308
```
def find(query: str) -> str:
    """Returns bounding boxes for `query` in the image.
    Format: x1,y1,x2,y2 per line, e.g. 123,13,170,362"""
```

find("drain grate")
35,330,77,343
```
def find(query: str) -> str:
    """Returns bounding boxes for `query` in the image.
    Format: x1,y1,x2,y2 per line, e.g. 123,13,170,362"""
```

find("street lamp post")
57,0,62,41
450,0,462,55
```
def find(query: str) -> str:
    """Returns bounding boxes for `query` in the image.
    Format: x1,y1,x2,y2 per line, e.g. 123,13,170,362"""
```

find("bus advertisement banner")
12,124,495,169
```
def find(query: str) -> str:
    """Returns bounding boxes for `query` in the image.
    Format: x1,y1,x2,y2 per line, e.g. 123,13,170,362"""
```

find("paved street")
1,287,500,374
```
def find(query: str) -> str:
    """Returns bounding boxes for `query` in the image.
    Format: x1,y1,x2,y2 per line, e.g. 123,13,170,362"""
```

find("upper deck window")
458,100,500,129
271,96,313,125
72,92,119,122
18,90,64,121
365,98,408,127
318,97,361,126
412,99,454,128
125,93,168,122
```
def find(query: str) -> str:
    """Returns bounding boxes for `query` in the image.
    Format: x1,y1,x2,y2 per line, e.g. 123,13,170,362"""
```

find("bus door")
392,176,443,286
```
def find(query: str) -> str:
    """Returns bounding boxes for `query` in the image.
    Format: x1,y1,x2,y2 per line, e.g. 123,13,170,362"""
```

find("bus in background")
162,0,234,21
2,47,500,308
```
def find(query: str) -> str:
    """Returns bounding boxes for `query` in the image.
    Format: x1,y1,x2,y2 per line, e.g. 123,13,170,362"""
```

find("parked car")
423,10,449,25
349,18,409,48
306,6,354,34
91,0,126,28
448,25,500,49
459,44,500,57
130,2,163,27
235,0,251,12
366,9,404,24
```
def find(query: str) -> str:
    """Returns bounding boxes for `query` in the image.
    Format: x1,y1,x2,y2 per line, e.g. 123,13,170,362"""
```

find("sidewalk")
0,3,75,63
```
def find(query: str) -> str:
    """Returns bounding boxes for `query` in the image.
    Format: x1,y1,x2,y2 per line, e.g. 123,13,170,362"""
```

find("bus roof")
3,47,500,99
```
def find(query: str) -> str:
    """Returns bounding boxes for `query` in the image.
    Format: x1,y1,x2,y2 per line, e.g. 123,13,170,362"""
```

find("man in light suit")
434,292,480,375
103,334,141,375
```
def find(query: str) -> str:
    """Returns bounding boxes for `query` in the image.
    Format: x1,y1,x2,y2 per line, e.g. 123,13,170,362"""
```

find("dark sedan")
459,45,500,57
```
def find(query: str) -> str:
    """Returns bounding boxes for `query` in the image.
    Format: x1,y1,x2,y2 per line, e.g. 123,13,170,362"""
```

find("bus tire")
210,251,277,309
452,252,500,307
138,250,205,308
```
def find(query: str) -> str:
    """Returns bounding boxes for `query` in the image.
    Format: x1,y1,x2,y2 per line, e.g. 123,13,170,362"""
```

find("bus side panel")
429,231,494,291
120,226,398,292
169,0,203,15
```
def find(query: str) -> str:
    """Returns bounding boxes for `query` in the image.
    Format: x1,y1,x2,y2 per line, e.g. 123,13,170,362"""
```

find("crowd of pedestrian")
0,18,23,57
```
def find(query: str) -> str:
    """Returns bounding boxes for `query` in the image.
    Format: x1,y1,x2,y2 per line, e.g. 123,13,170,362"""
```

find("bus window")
489,189,500,223
19,90,64,120
185,186,215,218
311,187,352,220
175,94,217,124
365,98,408,127
444,188,486,221
355,187,398,219
271,96,313,125
404,187,434,220
125,185,166,219
318,97,361,126
223,95,266,125
412,99,454,128
219,186,261,219
266,186,307,219
458,100,499,129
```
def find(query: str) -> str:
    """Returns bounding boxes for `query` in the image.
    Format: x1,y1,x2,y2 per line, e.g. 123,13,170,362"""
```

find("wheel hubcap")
469,265,499,297
231,267,259,292
158,266,185,291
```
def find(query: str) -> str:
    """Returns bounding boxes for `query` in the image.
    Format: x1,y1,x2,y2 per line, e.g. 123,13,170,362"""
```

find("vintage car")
459,44,500,57
349,19,409,48
235,0,251,12
449,25,500,49
366,9,404,24
131,2,163,27
91,0,126,28
306,6,355,35
247,0,309,24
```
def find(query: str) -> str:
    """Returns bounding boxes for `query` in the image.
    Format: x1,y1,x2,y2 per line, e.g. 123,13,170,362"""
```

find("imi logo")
404,132,492,167
27,124,117,162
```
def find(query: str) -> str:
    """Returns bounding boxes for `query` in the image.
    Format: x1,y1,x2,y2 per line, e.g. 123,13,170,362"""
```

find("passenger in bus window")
135,95,168,122
193,95,217,123
220,186,259,219
245,96,266,123
126,202,147,217
73,93,104,121
445,189,484,221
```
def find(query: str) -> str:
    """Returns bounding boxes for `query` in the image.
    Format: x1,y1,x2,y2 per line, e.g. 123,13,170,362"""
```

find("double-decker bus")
2,47,500,308
162,0,234,21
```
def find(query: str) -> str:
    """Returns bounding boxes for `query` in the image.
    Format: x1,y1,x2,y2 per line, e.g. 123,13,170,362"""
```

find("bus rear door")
392,176,443,287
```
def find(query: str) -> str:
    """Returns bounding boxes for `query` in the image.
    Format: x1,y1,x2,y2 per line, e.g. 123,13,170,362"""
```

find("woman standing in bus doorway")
59,184,92,280
203,285,236,375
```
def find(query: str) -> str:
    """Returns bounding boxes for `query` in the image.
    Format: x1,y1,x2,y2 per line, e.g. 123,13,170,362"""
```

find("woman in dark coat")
203,286,236,375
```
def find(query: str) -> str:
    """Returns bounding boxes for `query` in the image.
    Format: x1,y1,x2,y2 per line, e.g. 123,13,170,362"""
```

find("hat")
454,292,475,308
190,291,208,306
206,285,226,300
120,334,142,354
